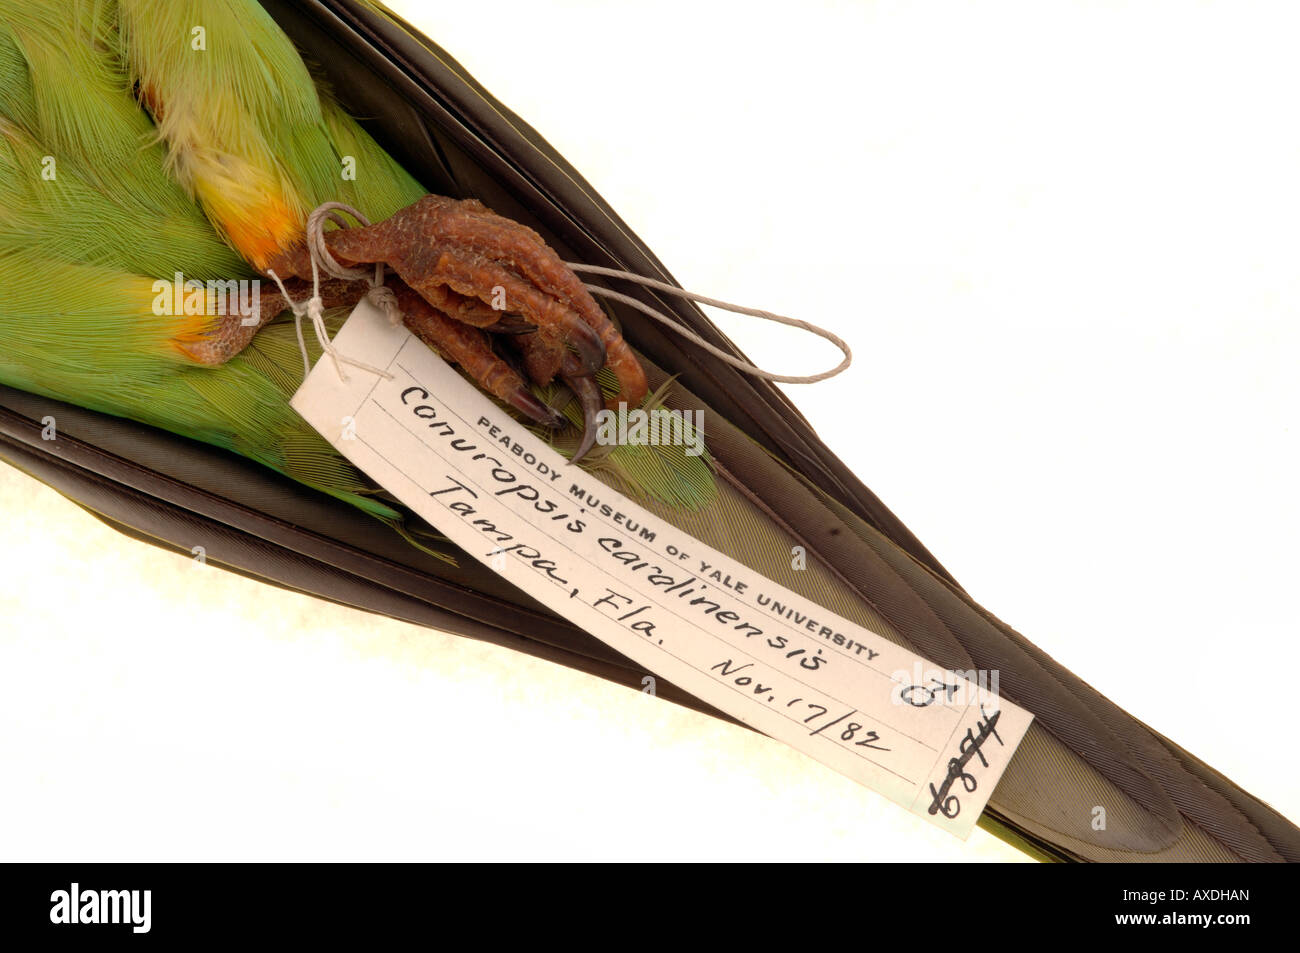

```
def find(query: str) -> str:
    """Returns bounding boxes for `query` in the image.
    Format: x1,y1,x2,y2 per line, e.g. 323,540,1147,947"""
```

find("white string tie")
270,202,404,383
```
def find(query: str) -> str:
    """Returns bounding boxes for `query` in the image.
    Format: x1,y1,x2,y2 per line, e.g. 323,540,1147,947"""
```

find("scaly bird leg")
407,197,647,409
263,195,651,456
265,201,607,380
390,280,566,431
177,277,369,365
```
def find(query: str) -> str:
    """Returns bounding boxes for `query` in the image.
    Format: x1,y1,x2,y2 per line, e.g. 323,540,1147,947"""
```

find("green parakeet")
0,0,711,555
1,0,1297,864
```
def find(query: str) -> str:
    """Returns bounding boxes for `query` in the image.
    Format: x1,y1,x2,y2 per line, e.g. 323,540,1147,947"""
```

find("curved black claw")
486,313,537,334
508,387,566,430
568,317,606,376
488,312,604,377
563,373,603,465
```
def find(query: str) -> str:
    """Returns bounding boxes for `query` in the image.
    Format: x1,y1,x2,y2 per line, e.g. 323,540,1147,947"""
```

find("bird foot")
266,195,649,464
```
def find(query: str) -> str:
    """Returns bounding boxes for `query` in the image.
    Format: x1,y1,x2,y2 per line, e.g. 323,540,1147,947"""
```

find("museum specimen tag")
291,299,1033,837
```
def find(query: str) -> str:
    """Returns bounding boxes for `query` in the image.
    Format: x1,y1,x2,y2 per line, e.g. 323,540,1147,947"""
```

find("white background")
1,1,1296,861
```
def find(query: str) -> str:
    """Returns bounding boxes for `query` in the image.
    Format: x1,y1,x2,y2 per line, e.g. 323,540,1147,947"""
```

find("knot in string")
270,202,402,383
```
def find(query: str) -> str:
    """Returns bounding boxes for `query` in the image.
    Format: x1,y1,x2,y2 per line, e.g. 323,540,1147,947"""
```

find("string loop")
565,262,852,384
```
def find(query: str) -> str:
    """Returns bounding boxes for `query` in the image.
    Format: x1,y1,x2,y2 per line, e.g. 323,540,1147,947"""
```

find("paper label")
291,300,1033,837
